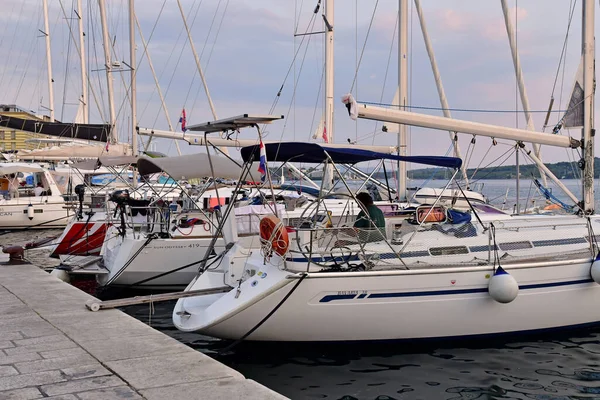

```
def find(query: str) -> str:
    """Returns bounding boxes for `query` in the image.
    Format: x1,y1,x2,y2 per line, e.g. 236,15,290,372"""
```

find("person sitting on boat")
353,192,386,242
34,182,45,197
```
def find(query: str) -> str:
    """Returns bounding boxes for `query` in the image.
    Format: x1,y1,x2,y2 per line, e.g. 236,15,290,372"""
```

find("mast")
98,0,117,143
129,0,138,187
136,16,182,155
398,0,408,201
176,0,228,156
414,0,467,185
323,0,335,190
582,0,595,214
42,0,55,121
76,0,88,123
500,0,547,188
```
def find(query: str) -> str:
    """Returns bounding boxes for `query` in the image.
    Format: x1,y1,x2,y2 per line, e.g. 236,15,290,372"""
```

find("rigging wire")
267,4,320,116
470,146,518,183
188,0,232,126
203,0,230,73
148,0,202,128
370,13,398,145
348,1,379,94
1,0,27,92
277,14,320,140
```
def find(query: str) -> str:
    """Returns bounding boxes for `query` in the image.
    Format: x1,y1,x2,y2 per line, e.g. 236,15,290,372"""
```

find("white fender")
488,266,519,303
50,268,70,283
590,254,600,284
27,204,34,220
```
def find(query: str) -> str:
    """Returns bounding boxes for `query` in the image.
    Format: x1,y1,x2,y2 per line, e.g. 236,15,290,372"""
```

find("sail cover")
241,142,462,169
137,153,242,180
0,115,111,142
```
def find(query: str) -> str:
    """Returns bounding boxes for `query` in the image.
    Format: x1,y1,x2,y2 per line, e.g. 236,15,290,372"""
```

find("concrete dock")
0,263,287,400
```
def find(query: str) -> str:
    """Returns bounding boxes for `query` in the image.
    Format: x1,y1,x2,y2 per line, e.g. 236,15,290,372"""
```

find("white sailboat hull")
174,256,600,341
99,230,228,289
0,199,71,229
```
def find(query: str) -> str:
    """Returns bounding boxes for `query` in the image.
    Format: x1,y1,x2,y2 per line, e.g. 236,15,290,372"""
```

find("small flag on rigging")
258,140,267,182
179,108,187,132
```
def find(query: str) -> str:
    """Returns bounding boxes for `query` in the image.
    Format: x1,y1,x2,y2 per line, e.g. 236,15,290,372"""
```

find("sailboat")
171,0,600,342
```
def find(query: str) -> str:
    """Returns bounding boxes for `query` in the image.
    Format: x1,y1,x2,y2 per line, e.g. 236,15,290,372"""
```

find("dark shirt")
354,204,385,229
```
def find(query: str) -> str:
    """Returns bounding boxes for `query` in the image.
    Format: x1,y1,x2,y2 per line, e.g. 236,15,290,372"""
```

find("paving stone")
59,364,112,381
39,348,88,360
0,387,42,400
105,352,242,390
0,370,66,392
0,333,23,342
42,314,152,342
75,386,143,400
0,308,38,322
0,367,18,378
41,376,125,397
0,317,59,338
0,265,287,400
3,340,77,357
140,377,289,400
0,353,41,367
12,335,67,347
15,354,98,374
79,334,191,362
18,325,62,339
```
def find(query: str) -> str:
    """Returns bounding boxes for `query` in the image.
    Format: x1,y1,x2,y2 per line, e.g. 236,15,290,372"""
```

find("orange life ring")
259,215,289,257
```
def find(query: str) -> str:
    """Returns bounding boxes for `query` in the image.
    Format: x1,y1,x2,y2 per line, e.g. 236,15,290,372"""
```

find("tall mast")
42,0,55,121
414,0,467,186
98,0,117,143
324,0,334,145
76,0,88,123
582,0,595,214
176,0,228,156
398,0,408,201
323,0,335,189
137,17,181,155
129,0,138,186
500,0,547,188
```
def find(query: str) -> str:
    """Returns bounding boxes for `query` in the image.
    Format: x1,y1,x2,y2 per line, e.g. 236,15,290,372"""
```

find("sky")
0,0,593,172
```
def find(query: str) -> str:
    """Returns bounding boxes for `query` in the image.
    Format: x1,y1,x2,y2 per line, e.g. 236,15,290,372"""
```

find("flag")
179,108,187,132
312,117,329,143
564,57,585,128
257,140,267,182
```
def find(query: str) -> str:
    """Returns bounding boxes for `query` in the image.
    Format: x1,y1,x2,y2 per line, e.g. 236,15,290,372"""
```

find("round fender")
488,266,519,303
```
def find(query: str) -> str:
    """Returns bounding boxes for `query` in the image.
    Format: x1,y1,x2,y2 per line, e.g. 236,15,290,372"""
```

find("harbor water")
6,179,600,399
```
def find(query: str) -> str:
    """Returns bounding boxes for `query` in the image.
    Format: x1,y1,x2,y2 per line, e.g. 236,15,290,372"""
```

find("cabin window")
23,209,43,214
499,241,532,251
429,246,469,256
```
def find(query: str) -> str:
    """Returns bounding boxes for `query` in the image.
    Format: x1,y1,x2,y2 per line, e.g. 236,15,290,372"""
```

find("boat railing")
281,216,595,271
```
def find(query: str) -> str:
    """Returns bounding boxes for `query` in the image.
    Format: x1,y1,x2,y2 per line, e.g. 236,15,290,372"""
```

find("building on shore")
0,104,52,151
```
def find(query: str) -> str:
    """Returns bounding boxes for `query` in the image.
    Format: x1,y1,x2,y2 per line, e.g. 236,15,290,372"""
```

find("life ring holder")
259,215,290,259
